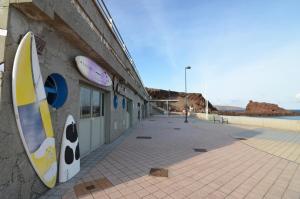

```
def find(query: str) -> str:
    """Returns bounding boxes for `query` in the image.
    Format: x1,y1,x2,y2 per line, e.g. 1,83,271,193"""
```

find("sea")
271,110,300,120
272,116,300,120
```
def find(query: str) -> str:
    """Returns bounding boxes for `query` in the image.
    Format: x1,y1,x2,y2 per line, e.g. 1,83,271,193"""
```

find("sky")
104,0,300,109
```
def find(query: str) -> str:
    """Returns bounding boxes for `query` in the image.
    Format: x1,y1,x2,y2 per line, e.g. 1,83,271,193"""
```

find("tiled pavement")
231,126,300,164
41,116,300,199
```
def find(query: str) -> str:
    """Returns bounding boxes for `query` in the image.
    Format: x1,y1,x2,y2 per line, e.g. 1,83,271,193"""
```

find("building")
0,1,149,198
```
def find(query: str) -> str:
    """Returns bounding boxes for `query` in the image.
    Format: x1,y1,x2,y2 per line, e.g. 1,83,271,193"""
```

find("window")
126,99,131,113
101,93,105,116
80,87,91,118
80,87,104,118
122,97,126,110
92,91,100,117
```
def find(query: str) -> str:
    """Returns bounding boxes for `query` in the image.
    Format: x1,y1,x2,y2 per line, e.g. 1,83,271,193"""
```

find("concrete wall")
193,113,300,132
2,7,80,199
0,5,148,199
109,88,144,141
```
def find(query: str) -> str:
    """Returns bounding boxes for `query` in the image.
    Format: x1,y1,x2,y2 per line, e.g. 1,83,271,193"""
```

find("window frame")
80,86,92,119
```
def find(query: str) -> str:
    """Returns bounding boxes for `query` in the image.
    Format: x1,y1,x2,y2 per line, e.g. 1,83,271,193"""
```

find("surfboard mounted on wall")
12,32,57,188
75,56,112,87
59,115,80,183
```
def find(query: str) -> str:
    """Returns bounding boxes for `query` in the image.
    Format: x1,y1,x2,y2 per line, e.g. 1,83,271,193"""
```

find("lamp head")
185,66,191,69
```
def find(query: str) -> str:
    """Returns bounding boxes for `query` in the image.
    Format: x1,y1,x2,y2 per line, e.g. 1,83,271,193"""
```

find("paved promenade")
231,125,300,164
42,116,300,199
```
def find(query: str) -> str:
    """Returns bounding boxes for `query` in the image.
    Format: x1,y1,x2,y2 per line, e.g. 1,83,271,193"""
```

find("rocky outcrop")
220,100,297,116
146,88,217,113
219,100,300,117
245,100,293,116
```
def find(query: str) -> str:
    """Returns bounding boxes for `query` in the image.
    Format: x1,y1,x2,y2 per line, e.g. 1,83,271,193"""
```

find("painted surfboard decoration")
75,56,112,87
59,115,80,183
12,32,57,188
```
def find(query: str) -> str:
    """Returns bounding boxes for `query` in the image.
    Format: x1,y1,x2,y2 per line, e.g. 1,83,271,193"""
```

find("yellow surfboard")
12,32,57,188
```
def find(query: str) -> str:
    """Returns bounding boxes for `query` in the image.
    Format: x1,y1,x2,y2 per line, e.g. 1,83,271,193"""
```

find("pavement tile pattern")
41,116,300,199
231,127,300,164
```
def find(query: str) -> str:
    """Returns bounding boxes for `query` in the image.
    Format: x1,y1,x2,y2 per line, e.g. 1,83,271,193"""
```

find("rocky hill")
221,100,297,116
245,100,294,116
146,88,217,113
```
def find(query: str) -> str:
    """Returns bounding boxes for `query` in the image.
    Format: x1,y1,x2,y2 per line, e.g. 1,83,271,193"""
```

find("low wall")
192,113,300,132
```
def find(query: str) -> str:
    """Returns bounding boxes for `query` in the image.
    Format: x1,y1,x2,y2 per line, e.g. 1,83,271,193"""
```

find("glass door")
79,86,105,157
79,87,92,157
91,90,101,150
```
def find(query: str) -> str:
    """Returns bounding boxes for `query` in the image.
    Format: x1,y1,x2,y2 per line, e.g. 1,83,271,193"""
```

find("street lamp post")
167,89,170,116
184,66,191,123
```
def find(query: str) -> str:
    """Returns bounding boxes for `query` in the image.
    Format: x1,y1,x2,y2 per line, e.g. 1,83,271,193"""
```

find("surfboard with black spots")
59,115,80,182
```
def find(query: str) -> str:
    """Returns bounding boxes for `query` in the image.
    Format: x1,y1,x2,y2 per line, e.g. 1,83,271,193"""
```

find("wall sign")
112,75,118,92
117,83,126,96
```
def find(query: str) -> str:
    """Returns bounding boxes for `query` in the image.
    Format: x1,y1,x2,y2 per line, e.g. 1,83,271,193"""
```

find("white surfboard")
12,32,57,188
59,115,80,183
75,56,112,87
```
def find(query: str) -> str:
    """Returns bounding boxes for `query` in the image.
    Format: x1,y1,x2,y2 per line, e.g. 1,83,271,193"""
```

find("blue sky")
104,0,300,109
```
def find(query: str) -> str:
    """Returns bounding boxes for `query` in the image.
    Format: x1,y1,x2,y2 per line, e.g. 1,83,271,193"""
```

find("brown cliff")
245,100,294,116
220,100,296,116
146,88,217,113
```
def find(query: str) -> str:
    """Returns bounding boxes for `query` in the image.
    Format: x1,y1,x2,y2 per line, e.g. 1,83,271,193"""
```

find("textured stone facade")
0,2,149,198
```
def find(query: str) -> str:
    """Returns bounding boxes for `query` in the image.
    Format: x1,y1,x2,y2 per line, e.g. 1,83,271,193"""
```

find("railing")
95,0,147,95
